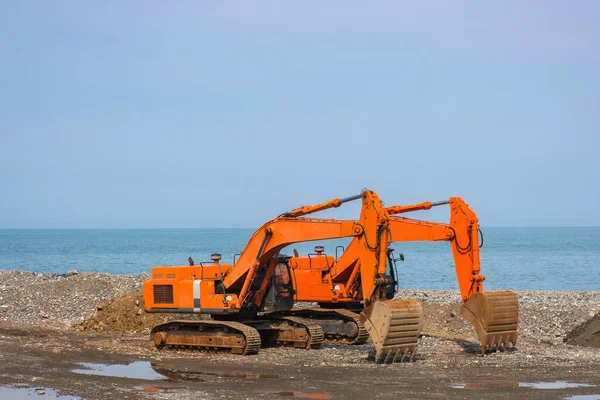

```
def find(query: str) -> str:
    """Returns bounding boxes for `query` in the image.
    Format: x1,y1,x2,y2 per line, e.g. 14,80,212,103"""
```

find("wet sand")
0,321,599,400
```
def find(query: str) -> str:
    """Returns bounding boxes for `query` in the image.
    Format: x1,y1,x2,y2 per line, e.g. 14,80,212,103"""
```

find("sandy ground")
0,271,599,399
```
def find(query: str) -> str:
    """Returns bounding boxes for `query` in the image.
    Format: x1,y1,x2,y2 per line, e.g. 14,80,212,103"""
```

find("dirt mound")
419,302,476,340
76,290,207,333
565,311,600,348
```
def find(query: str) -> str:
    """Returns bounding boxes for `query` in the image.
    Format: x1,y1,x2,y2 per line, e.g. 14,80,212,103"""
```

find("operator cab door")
262,256,295,312
386,248,403,299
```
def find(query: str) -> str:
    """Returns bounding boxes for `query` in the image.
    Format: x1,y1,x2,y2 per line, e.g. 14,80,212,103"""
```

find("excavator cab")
262,255,295,313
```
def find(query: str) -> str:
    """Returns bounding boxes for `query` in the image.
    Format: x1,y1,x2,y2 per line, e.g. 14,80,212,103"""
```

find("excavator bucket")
359,299,423,363
460,290,519,355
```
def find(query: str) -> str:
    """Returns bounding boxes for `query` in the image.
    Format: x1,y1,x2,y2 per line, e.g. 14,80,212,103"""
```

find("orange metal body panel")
289,254,353,303
143,265,240,311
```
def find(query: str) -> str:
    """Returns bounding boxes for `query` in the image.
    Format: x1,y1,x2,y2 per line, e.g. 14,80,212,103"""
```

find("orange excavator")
143,191,518,362
144,190,422,362
285,197,519,356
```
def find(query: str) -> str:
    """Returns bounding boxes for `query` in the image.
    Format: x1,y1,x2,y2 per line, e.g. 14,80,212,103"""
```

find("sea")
0,227,599,291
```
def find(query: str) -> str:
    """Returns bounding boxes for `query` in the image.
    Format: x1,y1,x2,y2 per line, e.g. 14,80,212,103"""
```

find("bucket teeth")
373,343,418,364
479,330,518,355
378,342,417,362
360,299,423,364
460,291,519,355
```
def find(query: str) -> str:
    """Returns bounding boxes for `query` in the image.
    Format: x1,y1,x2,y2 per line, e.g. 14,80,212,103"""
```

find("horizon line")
1,226,600,230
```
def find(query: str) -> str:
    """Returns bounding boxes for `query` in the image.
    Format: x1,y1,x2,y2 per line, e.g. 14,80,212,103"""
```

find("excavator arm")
327,197,518,355
383,198,518,354
387,197,484,302
331,198,504,298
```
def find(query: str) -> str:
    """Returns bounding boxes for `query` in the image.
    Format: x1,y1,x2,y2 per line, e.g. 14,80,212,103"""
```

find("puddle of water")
520,381,595,390
73,360,279,384
152,363,279,382
452,381,519,389
272,392,330,399
72,361,166,380
568,396,600,400
453,381,595,390
143,385,166,392
134,385,171,392
0,385,79,399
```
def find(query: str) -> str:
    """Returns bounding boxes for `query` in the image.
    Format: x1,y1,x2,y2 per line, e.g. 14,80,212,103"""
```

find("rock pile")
565,310,600,348
0,270,147,325
395,289,600,345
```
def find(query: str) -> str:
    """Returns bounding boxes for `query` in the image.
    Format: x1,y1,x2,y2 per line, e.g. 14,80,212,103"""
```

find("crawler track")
151,320,261,355
280,315,325,349
285,308,369,345
255,315,325,349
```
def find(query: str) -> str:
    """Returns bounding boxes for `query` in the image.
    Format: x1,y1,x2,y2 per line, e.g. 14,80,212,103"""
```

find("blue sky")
1,2,598,228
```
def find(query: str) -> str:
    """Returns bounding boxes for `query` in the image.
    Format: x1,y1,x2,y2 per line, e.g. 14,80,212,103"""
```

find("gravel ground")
0,270,147,326
394,289,600,346
0,269,598,349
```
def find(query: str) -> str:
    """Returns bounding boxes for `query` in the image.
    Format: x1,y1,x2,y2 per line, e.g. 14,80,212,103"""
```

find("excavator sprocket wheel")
359,299,423,364
460,290,519,355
